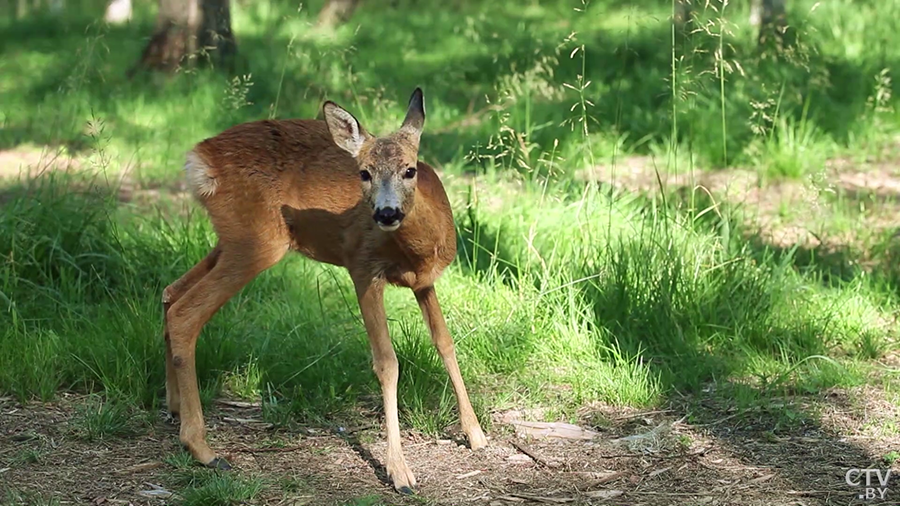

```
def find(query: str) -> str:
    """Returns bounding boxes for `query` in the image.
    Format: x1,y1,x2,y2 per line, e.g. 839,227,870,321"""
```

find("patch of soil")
0,146,82,180
2,390,898,506
0,145,200,215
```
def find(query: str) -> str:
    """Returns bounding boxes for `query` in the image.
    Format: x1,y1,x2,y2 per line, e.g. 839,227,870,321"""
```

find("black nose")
373,207,404,224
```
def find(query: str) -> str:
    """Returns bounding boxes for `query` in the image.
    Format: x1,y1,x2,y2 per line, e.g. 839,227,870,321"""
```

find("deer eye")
404,167,417,179
360,170,372,182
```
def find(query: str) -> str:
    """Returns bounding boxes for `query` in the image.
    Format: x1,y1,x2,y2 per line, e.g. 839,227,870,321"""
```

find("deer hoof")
397,486,415,496
207,457,232,471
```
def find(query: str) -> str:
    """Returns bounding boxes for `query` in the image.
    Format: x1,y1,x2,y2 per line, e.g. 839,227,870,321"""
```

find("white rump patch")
184,150,217,198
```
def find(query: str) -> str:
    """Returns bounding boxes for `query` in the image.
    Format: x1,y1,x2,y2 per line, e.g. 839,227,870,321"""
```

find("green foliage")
71,396,142,441
168,468,263,506
0,4,898,502
0,489,60,506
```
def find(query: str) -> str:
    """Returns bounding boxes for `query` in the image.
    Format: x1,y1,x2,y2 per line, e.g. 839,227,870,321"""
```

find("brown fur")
162,89,486,494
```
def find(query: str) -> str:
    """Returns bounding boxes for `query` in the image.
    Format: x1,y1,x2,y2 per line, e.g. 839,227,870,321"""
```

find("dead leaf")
507,454,533,465
585,489,624,499
648,466,672,478
456,470,482,479
137,489,172,499
137,483,173,499
586,471,625,484
611,421,673,452
750,473,776,484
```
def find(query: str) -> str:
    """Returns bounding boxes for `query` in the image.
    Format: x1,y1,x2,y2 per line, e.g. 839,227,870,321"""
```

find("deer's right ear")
323,101,370,158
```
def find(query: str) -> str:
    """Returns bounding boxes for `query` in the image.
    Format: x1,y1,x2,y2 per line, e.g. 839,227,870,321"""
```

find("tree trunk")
104,0,132,24
316,0,361,28
130,0,236,76
750,0,786,47
673,0,693,40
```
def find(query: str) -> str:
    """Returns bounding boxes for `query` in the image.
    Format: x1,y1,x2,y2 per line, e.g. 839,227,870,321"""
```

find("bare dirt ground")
2,386,899,506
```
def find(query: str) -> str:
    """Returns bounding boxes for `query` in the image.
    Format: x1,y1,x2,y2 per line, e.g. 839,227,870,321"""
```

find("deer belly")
281,207,346,266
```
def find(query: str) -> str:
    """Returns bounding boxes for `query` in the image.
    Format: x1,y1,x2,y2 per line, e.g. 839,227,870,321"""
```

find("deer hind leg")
163,245,223,418
354,276,417,494
415,286,487,450
167,243,286,469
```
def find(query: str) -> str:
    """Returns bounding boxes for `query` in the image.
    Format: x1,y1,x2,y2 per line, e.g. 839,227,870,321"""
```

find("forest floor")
2,383,899,506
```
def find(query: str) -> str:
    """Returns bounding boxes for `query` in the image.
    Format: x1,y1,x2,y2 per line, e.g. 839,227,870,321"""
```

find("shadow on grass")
2,0,898,176
454,204,520,285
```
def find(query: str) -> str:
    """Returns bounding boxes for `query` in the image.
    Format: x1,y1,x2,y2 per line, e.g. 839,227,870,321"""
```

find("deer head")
323,88,425,232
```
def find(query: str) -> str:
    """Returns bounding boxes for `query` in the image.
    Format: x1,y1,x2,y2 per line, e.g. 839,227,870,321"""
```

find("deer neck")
390,193,447,263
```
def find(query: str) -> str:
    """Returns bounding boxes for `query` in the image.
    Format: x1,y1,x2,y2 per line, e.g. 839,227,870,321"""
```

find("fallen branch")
613,409,673,421
506,493,574,504
216,399,261,408
237,445,305,453
456,469,483,480
115,461,163,474
511,441,557,468
592,447,709,460
222,416,268,425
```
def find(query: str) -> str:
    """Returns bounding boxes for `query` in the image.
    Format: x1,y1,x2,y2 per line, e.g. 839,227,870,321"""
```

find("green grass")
2,0,900,502
341,496,389,506
165,458,263,506
71,395,144,441
9,447,49,466
0,489,60,506
163,450,264,505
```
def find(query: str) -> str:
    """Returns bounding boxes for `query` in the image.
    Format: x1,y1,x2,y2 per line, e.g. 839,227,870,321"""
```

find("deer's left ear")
399,87,425,143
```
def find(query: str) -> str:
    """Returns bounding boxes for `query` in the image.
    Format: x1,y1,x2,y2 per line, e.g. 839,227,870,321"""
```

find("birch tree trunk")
316,0,361,28
130,0,236,75
750,0,787,47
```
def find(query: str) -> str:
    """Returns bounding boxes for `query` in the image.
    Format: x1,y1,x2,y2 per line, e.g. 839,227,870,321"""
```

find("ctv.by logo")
846,469,892,500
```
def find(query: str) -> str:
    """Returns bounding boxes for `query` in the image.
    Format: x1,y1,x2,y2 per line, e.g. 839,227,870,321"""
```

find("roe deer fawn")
162,88,487,494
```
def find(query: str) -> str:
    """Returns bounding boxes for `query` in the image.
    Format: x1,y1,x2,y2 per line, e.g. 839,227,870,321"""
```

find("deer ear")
323,101,370,158
399,87,425,142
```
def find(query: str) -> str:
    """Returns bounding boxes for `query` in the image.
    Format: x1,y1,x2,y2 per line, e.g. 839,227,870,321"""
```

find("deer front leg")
354,276,417,495
415,286,487,450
